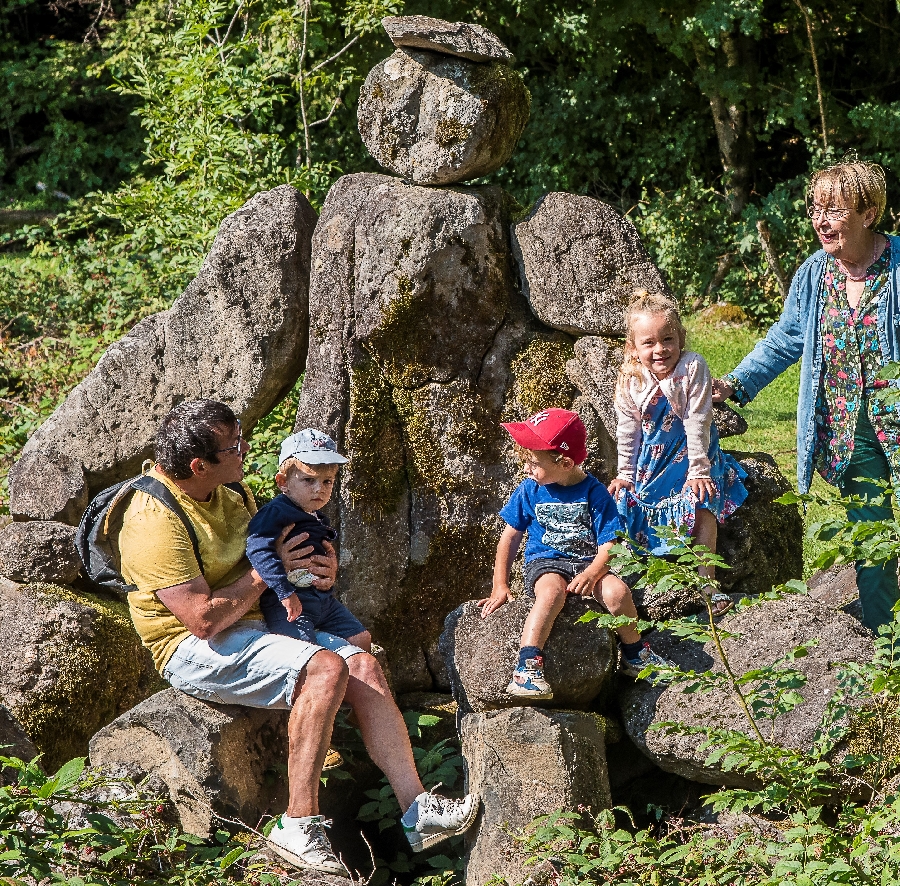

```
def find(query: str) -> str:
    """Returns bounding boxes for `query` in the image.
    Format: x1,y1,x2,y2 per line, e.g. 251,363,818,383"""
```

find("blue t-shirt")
499,473,623,563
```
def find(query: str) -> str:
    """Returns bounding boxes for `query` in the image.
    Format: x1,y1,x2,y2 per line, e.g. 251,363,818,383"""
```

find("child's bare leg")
692,508,718,583
596,572,641,646
521,573,569,649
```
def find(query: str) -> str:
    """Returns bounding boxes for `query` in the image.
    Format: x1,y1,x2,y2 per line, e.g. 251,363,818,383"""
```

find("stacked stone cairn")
0,13,841,885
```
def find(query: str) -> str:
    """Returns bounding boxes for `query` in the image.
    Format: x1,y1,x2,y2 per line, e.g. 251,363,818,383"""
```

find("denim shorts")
523,557,594,598
162,621,365,710
259,588,366,644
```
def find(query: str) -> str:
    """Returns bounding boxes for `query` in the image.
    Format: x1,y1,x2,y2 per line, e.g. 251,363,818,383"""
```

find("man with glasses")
118,400,477,876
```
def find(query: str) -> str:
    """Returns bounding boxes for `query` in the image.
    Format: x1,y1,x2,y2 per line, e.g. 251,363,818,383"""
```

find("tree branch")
308,95,342,128
309,34,359,75
793,0,828,149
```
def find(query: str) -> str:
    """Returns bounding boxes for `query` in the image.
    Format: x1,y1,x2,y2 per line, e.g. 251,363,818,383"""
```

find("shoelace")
301,817,335,854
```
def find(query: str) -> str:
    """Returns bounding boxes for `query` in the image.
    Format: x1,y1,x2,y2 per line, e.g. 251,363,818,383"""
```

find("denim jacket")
729,234,900,494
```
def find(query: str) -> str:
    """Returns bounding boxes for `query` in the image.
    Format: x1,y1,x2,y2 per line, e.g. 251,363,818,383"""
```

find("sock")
401,791,429,826
279,813,317,828
620,639,645,659
518,646,542,667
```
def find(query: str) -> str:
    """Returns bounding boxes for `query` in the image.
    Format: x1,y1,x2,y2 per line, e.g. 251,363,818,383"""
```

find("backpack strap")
131,474,204,576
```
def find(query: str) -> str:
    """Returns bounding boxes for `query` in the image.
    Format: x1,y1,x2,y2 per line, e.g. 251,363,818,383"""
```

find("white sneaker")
267,814,348,877
401,788,479,852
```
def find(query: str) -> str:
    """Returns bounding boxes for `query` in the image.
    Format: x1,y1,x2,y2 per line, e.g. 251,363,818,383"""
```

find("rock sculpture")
382,15,515,63
0,579,161,769
358,46,529,184
8,185,317,524
440,597,616,713
620,595,872,786
461,707,611,886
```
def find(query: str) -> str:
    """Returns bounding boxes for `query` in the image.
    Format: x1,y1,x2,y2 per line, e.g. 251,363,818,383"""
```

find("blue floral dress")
617,388,749,555
813,242,900,484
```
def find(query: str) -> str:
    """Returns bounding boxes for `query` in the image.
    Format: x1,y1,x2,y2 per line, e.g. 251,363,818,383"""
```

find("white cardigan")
614,350,713,482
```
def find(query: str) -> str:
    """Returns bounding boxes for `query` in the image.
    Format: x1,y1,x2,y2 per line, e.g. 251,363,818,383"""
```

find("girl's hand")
607,478,635,498
711,378,735,402
685,477,716,503
477,586,510,617
567,566,605,597
281,593,304,622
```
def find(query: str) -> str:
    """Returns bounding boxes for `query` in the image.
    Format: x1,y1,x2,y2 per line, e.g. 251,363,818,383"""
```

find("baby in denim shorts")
246,428,367,646
477,408,671,700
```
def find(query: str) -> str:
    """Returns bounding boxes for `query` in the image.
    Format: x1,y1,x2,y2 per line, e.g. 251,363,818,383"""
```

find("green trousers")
838,410,900,632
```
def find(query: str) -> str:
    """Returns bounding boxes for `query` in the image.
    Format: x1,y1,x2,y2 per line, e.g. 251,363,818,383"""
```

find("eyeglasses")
807,205,851,222
215,420,244,455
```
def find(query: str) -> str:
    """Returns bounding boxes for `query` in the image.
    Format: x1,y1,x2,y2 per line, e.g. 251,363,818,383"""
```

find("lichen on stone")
435,117,473,147
9,583,163,770
506,335,578,418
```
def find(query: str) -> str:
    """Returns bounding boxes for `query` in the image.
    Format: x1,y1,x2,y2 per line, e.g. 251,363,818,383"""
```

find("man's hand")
711,377,735,403
275,527,339,591
685,477,717,503
607,477,634,498
477,586,510,617
281,592,304,622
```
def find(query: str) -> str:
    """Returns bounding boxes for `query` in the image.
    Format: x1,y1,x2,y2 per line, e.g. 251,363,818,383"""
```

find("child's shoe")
505,657,553,699
620,642,674,681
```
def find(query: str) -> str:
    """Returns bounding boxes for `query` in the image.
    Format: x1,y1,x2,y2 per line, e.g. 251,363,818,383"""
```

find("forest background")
2,0,900,515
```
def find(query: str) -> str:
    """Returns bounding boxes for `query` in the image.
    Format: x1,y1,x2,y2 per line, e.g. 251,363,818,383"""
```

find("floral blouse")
813,241,897,485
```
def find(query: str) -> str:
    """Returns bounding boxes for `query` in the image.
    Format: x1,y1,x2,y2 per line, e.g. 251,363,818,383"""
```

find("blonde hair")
513,443,566,465
277,457,341,477
808,160,887,226
617,290,686,393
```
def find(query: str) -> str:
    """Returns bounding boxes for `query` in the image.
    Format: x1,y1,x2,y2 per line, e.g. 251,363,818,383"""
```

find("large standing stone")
511,193,671,336
461,707,611,886
440,597,616,714
0,520,81,584
620,596,873,786
358,49,529,185
298,173,597,692
382,15,515,63
90,689,290,839
0,579,162,770
10,185,317,522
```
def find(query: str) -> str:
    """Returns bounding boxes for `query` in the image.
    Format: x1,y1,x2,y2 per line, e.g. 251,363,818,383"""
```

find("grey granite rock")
8,448,88,524
620,596,873,787
0,704,39,783
10,186,316,521
440,597,617,714
382,15,515,63
512,192,671,336
0,520,81,584
358,49,529,184
461,707,611,886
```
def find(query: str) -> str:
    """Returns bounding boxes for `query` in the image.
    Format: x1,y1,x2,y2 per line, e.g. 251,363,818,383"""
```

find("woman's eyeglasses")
807,205,851,222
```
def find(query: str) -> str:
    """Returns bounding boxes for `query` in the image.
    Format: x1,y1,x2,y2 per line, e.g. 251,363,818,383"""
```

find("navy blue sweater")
245,494,337,601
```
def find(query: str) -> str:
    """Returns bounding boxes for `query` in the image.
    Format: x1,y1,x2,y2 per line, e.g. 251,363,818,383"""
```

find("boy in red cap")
478,408,670,698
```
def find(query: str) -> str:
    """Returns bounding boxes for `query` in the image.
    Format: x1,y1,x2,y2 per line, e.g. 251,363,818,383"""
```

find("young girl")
607,291,748,614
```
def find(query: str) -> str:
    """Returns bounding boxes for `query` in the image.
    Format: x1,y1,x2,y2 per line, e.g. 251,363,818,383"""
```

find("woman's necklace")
837,235,882,282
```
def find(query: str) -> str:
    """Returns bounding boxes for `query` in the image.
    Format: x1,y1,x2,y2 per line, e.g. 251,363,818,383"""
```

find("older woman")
712,161,900,633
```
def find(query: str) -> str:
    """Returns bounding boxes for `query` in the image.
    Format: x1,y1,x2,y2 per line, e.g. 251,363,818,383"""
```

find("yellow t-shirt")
120,466,259,673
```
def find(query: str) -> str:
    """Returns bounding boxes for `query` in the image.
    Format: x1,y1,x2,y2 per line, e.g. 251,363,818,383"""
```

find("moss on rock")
507,336,578,418
4,582,163,770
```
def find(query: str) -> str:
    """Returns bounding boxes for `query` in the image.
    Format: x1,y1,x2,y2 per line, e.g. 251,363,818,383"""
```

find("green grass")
687,316,841,578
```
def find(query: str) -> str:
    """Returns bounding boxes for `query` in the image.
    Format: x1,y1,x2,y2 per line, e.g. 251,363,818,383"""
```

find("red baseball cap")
501,408,588,465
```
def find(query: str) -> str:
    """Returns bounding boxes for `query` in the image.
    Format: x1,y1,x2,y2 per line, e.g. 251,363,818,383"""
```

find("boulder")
566,335,623,443
382,15,515,63
8,448,88,524
0,704,39,783
90,689,290,839
511,192,671,336
357,49,529,185
0,579,162,770
713,402,748,438
808,565,864,623
620,595,873,786
0,520,81,584
461,707,611,886
10,185,317,522
298,173,595,692
440,597,617,714
716,452,803,597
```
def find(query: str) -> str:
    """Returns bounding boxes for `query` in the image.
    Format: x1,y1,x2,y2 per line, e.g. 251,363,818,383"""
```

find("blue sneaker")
621,642,673,681
505,657,553,699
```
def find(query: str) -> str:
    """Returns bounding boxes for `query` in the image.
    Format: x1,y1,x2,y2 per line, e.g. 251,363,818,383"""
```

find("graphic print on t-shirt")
535,502,595,557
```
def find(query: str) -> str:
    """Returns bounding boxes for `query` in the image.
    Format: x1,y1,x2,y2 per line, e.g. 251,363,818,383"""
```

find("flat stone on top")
382,15,515,64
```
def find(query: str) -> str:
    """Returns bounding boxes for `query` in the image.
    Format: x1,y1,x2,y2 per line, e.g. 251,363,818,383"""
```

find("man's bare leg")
342,651,424,813
286,649,349,817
